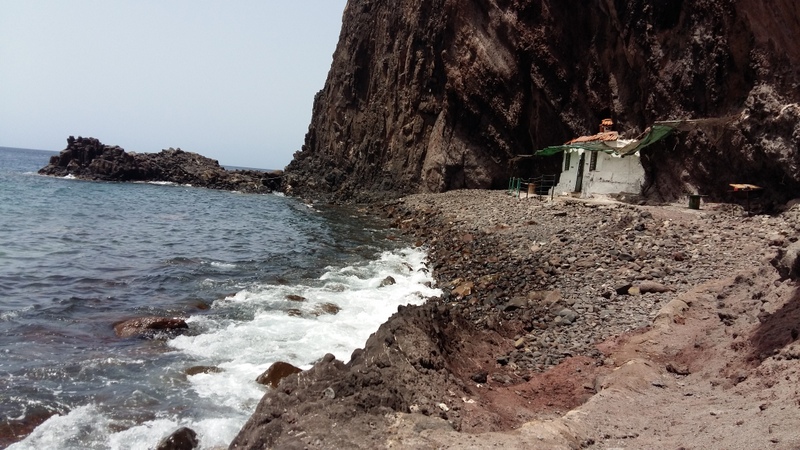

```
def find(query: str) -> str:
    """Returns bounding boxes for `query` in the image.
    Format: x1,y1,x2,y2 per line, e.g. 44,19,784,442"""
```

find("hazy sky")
0,1,347,169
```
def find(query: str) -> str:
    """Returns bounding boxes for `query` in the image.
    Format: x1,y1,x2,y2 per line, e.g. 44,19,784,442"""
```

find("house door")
575,153,585,192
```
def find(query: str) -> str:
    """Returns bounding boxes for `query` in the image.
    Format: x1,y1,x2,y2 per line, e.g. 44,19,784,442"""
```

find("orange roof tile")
566,131,619,144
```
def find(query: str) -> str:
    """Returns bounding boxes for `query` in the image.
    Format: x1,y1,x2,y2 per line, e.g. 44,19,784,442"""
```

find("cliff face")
284,0,799,205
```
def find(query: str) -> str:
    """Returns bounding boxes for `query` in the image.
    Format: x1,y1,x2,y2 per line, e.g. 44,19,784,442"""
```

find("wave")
9,246,440,449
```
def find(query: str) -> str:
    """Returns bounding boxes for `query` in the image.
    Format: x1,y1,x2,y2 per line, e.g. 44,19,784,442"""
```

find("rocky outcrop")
113,316,188,339
255,361,303,388
156,427,199,450
285,0,800,205
39,136,282,193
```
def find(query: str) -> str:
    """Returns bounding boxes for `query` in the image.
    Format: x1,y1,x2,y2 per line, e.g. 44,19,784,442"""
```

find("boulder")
256,361,303,388
185,366,223,376
113,316,188,338
314,302,341,315
156,427,198,450
638,281,673,294
775,241,800,280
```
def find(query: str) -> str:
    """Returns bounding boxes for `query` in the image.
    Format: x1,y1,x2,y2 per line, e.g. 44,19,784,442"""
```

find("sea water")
0,147,440,449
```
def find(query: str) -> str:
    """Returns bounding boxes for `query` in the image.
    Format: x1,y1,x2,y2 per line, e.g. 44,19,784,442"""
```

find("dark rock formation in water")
255,361,303,388
39,136,282,193
156,426,199,450
284,0,800,205
113,316,189,339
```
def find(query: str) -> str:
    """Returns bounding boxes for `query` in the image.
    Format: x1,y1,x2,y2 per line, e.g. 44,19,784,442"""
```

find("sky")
0,1,348,170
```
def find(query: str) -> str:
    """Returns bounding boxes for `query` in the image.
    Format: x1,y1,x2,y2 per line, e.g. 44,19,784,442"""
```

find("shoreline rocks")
255,361,303,388
38,136,282,194
230,189,800,448
113,316,188,339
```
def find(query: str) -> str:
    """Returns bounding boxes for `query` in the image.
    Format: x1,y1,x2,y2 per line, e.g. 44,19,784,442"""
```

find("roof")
535,123,676,157
567,131,619,144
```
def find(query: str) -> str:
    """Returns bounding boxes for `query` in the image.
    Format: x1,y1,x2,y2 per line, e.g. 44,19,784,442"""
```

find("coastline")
231,189,800,449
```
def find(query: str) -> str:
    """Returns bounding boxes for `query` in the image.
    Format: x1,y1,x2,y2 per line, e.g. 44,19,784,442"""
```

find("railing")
508,175,557,200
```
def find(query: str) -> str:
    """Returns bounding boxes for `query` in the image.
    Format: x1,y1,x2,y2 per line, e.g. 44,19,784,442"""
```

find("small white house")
537,120,675,198
554,147,645,197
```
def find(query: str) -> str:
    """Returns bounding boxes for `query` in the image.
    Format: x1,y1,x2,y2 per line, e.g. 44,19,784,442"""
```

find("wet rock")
156,427,198,450
286,294,306,302
256,361,303,388
113,316,188,339
380,276,397,287
316,302,341,315
185,366,223,376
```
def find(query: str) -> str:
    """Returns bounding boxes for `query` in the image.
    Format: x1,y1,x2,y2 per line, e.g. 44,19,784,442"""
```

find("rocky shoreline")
38,136,283,193
230,190,800,449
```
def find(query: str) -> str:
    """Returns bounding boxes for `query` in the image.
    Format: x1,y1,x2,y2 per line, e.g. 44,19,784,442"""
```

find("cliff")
284,0,800,206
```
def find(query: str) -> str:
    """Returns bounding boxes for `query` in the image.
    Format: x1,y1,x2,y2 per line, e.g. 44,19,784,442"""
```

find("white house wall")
554,150,582,194
554,150,645,197
583,152,644,197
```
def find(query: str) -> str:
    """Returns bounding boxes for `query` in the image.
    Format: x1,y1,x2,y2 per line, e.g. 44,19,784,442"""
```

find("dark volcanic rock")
113,316,188,339
185,366,223,376
156,426,199,450
39,136,282,193
230,302,485,449
285,0,800,205
255,361,303,388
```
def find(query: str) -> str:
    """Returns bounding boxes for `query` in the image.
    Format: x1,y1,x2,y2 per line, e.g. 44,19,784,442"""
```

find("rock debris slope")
285,0,800,205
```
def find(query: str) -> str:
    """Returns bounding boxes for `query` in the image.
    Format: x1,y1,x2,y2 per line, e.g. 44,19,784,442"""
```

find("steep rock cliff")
285,0,799,205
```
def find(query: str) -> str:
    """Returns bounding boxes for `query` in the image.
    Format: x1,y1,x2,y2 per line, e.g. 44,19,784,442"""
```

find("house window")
564,151,571,170
589,151,598,171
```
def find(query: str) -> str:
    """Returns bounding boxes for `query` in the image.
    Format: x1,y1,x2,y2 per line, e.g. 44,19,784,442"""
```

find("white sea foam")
166,246,440,446
7,405,111,450
11,246,440,449
209,261,237,269
0,305,32,321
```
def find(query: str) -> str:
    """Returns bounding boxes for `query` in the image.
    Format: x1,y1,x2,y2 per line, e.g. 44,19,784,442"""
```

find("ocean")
0,146,439,449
